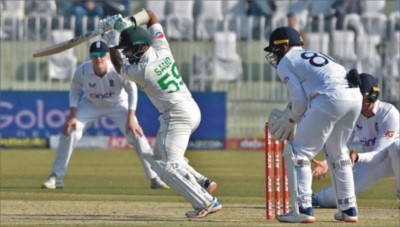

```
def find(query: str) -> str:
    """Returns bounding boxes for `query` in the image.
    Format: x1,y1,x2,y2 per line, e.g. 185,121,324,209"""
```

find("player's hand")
312,159,328,180
62,117,77,136
101,30,120,48
99,14,133,33
126,116,143,139
349,150,358,167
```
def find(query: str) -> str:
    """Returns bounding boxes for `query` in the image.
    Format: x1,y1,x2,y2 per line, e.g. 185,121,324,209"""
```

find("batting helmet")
115,26,150,64
359,73,380,103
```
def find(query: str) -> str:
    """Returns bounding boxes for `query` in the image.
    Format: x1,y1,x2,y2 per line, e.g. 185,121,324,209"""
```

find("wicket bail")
265,123,290,220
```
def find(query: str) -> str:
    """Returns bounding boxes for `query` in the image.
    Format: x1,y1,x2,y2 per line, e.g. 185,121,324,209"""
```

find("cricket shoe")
278,205,316,223
42,176,64,189
203,179,217,194
185,197,222,218
150,177,169,189
334,207,358,223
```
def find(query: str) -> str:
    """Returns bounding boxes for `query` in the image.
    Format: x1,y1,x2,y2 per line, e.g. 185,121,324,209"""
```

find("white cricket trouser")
292,89,362,210
317,142,400,208
50,100,157,181
153,98,214,207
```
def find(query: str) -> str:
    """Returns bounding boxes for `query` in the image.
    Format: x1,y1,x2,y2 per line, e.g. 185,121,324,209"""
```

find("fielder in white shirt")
265,27,362,223
312,73,400,209
42,41,168,190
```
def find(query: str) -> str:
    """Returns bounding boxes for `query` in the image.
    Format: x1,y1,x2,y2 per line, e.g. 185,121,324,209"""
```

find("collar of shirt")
289,46,303,51
372,99,380,115
139,47,152,63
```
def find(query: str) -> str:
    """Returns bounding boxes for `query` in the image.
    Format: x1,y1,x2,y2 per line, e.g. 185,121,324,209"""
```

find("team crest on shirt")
109,79,114,87
155,31,164,39
355,124,362,130
385,130,394,138
89,82,96,87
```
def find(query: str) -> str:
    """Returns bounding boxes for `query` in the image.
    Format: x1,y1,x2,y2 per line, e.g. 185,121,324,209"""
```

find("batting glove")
99,14,133,33
101,30,120,48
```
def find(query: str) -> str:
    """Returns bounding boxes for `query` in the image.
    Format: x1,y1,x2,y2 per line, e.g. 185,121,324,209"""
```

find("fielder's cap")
264,26,303,52
89,41,109,57
359,73,379,93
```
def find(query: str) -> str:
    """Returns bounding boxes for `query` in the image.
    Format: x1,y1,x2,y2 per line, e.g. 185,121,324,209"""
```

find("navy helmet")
359,73,380,103
264,27,304,68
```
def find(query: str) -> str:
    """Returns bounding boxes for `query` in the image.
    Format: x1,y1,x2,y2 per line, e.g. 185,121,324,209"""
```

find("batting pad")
283,142,300,214
151,160,213,209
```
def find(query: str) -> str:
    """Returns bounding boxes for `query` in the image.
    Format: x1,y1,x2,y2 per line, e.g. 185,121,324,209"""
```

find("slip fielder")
42,41,168,190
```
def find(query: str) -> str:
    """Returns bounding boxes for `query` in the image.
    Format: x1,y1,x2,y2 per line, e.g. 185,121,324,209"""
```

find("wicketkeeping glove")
99,14,133,33
270,103,301,141
268,108,296,141
268,108,283,128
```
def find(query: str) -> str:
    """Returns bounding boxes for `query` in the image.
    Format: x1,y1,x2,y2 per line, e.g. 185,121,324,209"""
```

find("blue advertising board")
0,91,226,139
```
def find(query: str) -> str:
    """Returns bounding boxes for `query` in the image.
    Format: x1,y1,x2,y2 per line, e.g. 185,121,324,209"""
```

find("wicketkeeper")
265,27,362,223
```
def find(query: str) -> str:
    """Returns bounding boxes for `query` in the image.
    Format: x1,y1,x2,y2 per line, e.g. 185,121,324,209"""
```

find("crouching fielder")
312,73,400,209
265,27,362,223
42,41,168,190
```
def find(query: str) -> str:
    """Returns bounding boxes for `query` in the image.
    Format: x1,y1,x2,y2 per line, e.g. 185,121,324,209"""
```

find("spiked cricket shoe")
334,207,358,222
150,177,169,189
278,206,315,223
185,197,222,218
42,176,64,189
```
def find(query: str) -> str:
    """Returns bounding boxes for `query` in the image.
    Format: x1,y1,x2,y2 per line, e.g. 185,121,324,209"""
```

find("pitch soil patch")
1,200,399,227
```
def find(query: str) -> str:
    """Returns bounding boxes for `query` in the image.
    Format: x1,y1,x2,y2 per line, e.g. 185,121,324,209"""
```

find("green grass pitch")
0,149,398,226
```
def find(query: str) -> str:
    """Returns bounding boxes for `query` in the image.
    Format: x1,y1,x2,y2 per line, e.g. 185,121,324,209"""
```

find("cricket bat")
32,30,101,58
32,13,136,58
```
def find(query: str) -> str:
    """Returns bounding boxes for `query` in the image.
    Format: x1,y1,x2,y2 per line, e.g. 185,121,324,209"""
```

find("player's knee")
60,131,82,142
331,158,352,170
151,160,190,184
294,158,311,168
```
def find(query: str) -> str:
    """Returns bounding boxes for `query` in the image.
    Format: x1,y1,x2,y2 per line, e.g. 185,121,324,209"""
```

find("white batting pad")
151,160,213,209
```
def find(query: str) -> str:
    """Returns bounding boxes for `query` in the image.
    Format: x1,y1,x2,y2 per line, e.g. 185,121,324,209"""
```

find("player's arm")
123,81,143,138
63,107,78,136
269,63,305,141
126,109,143,138
356,108,399,163
128,9,158,28
64,69,82,136
276,62,307,117
109,48,122,74
144,10,159,28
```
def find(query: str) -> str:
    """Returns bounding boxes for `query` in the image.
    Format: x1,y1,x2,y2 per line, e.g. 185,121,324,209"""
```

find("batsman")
265,27,362,223
96,9,221,218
